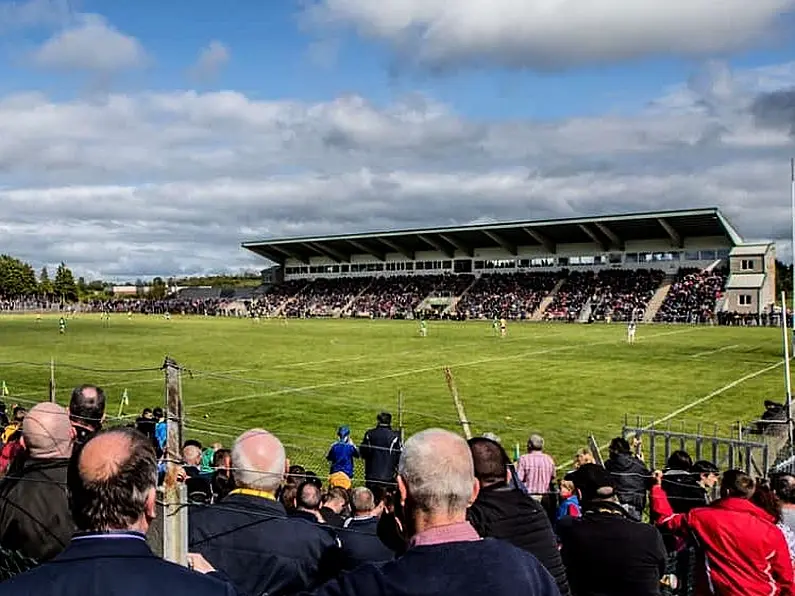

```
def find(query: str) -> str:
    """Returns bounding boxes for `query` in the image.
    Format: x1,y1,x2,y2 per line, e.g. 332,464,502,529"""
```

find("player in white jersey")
500,317,507,338
419,319,428,337
627,321,636,344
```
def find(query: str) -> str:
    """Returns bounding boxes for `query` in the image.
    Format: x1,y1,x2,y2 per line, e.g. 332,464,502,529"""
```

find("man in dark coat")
0,427,235,596
310,429,560,596
359,412,401,491
603,437,651,518
0,403,75,562
466,437,570,596
190,429,342,596
558,464,667,596
339,487,393,571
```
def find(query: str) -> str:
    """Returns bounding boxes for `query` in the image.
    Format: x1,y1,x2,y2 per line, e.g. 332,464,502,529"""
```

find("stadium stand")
590,269,666,322
456,272,561,320
543,271,598,322
654,268,728,324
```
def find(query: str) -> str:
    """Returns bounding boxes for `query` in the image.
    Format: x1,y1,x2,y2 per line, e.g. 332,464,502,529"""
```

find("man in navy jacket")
0,427,235,596
308,428,560,596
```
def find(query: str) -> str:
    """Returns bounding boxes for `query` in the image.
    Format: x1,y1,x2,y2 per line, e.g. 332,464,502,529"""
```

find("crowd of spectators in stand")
3,381,795,594
590,269,666,322
456,272,561,319
543,272,598,321
287,278,372,317
655,268,728,324
348,274,473,319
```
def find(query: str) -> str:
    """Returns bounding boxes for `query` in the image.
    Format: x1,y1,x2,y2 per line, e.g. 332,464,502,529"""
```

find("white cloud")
1,60,795,278
308,0,795,70
188,40,230,82
0,0,72,31
31,13,146,73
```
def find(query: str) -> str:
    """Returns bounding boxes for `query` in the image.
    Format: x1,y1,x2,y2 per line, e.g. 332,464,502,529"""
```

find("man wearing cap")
557,464,666,596
360,413,401,491
327,425,359,485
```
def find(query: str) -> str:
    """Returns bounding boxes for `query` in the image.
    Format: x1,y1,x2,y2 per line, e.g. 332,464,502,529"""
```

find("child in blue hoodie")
326,425,359,480
556,479,581,524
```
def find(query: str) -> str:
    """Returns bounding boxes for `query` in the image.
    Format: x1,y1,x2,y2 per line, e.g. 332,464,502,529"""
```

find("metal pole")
397,390,404,443
162,356,187,566
791,158,795,332
49,358,55,403
782,293,794,454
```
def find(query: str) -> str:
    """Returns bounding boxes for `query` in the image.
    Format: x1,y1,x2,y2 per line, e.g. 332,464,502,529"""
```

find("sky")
2,0,795,280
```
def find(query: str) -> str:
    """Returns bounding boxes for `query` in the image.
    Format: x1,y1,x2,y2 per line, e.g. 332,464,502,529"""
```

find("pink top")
516,451,556,495
409,521,481,547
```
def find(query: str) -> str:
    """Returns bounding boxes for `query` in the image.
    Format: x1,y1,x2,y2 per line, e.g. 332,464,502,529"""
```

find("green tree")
0,255,38,298
39,267,54,297
53,263,78,302
150,277,167,299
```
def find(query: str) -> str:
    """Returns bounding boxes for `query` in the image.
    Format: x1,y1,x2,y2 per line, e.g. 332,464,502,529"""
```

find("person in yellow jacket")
1,405,26,443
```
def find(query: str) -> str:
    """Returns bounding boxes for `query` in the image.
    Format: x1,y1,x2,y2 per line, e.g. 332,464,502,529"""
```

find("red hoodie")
651,484,794,595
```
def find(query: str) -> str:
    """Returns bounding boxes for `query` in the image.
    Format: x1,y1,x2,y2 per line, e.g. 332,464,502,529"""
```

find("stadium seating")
543,271,598,321
590,269,666,322
654,268,728,323
456,272,561,319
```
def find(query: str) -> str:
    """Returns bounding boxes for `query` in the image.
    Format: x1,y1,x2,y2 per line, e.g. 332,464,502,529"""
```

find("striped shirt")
516,451,556,496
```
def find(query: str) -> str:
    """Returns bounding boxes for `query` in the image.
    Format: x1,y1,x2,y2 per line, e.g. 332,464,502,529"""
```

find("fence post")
444,367,472,440
397,390,404,443
162,357,187,566
49,358,56,403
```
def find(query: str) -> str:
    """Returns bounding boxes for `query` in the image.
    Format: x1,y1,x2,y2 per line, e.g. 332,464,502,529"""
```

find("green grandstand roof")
243,207,745,265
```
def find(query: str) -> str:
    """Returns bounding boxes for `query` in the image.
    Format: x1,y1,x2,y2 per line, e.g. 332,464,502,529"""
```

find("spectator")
1,406,26,443
573,448,595,468
210,448,234,502
556,480,580,523
604,437,650,519
558,464,667,596
0,426,24,476
294,481,325,523
752,480,795,566
135,408,155,441
516,434,556,499
1,427,235,596
326,425,359,482
68,385,105,447
339,486,393,571
0,403,75,562
651,468,794,595
153,407,167,456
467,437,570,596
182,442,204,477
0,401,9,428
190,429,341,596
660,450,703,514
775,474,795,535
360,412,401,491
692,460,720,501
311,428,561,596
321,486,349,528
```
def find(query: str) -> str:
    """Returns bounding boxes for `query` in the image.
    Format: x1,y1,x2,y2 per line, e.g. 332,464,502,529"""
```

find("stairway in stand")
531,278,566,321
643,274,675,323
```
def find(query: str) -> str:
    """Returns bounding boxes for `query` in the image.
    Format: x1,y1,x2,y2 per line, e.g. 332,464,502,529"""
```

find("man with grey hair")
516,433,556,498
190,429,342,596
0,402,75,562
339,486,393,570
311,429,560,595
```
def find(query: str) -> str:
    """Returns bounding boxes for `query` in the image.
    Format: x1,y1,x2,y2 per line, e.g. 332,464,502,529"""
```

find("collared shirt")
71,530,147,542
516,451,556,496
409,521,481,548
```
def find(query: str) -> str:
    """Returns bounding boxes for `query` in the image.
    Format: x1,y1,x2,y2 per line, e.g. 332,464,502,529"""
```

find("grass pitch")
0,315,786,471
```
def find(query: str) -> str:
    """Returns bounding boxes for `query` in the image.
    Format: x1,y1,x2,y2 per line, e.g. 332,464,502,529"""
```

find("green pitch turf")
0,314,786,472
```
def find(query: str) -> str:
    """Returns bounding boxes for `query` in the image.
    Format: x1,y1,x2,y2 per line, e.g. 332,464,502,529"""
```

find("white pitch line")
187,326,700,411
557,358,785,470
690,345,739,358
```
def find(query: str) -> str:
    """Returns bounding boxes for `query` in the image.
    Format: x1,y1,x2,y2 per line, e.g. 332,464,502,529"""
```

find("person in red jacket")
651,468,794,596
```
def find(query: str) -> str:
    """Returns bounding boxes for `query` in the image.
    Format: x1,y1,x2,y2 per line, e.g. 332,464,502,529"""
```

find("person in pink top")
516,434,556,499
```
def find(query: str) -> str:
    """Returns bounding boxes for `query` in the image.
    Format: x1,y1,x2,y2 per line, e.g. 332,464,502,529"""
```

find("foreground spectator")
2,427,234,596
360,412,401,491
604,437,650,519
775,474,795,534
294,481,325,523
339,487,393,571
558,464,666,596
467,437,570,596
311,428,561,596
190,429,341,596
0,403,75,562
516,434,556,498
320,486,348,528
68,385,105,447
651,469,794,595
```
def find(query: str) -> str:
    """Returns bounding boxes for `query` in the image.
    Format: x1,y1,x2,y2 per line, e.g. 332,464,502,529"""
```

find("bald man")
0,402,75,562
312,429,561,596
2,427,236,596
190,429,342,596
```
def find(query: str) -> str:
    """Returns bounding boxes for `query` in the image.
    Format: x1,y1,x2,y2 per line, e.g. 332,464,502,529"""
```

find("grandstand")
242,208,776,322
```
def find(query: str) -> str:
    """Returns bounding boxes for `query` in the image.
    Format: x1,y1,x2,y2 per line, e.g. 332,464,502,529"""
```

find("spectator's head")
752,480,782,523
377,412,392,427
183,439,202,451
774,474,795,505
337,425,350,441
152,407,164,421
720,469,755,500
481,432,501,443
21,402,74,459
12,406,26,423
574,448,595,468
69,428,157,533
304,470,323,490
666,450,693,472
181,444,202,467
329,471,352,490
351,486,379,517
286,464,305,487
213,448,232,471
572,463,616,504
560,479,576,499
608,437,631,457
397,429,478,533
693,460,720,489
468,437,509,487
141,408,153,419
323,486,349,514
527,434,544,453
232,429,285,494
297,480,322,512
69,385,106,431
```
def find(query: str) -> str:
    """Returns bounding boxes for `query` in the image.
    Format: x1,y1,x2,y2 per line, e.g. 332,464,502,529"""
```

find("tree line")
0,256,79,301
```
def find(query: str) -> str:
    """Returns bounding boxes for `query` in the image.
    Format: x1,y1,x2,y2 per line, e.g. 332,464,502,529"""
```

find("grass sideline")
0,314,787,470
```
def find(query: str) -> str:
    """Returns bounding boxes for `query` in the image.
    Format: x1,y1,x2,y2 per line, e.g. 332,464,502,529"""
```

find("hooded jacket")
651,485,794,595
604,453,650,516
